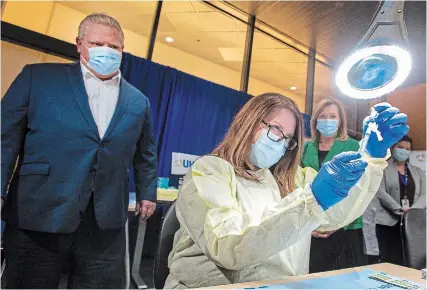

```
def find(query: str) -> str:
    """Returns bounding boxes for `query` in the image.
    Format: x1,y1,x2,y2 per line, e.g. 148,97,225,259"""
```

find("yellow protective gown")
164,154,388,288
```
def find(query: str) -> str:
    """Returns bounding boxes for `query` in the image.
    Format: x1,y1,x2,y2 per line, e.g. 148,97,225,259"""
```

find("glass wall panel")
1,41,72,98
248,28,308,111
313,61,338,103
152,0,247,90
2,1,158,58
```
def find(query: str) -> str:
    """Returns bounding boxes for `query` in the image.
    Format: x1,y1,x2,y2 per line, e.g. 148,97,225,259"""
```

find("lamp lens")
348,54,398,90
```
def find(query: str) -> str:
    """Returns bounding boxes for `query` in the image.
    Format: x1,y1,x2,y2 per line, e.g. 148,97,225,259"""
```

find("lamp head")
335,39,412,99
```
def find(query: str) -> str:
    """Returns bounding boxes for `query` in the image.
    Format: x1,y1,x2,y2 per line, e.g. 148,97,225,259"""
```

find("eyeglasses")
262,120,298,150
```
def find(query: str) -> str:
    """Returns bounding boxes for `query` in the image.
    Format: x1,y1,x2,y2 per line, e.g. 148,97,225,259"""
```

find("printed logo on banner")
171,152,199,175
174,159,194,168
410,151,426,172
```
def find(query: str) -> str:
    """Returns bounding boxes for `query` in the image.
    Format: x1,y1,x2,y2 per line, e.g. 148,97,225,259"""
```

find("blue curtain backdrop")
120,53,251,187
120,53,312,190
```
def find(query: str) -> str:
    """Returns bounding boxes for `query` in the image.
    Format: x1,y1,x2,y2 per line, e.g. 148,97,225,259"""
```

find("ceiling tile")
234,19,248,32
157,30,215,49
162,1,195,13
193,47,225,63
251,48,275,62
218,47,244,61
274,78,296,87
216,61,243,73
276,62,307,74
315,62,333,75
230,1,382,61
251,61,276,73
166,12,204,32
272,49,308,63
199,11,236,32
60,1,157,15
278,72,307,85
314,73,333,83
208,31,245,47
191,0,215,12
271,37,290,49
253,31,275,49
59,1,157,36
251,71,279,83
157,14,178,33
273,82,306,95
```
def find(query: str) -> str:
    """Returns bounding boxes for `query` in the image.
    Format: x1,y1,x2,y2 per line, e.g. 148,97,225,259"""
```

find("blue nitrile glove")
312,152,368,210
363,102,409,158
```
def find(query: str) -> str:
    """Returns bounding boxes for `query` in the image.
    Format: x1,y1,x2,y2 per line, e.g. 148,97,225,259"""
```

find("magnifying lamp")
335,0,412,99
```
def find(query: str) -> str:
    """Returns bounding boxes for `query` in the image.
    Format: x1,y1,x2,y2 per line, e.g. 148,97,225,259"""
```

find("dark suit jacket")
1,62,157,233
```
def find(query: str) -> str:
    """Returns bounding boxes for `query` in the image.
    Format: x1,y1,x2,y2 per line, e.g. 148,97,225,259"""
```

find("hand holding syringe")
360,103,408,158
359,109,383,154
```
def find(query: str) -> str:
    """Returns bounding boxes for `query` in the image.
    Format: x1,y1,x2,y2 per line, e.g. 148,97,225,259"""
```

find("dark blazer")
1,62,157,233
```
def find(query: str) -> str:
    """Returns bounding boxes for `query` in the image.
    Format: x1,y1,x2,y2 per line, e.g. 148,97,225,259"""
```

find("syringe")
359,109,383,154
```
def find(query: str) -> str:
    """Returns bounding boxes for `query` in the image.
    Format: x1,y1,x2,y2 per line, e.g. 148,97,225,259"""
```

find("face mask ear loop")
79,40,91,64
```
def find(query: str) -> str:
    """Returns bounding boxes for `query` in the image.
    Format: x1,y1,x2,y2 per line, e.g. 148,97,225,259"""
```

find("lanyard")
398,164,408,199
399,169,408,186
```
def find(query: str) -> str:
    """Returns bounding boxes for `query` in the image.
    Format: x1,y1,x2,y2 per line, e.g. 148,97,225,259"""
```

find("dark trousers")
376,223,404,266
2,199,125,289
309,228,367,273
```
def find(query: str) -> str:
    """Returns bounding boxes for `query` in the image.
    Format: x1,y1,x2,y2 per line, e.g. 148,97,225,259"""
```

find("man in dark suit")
1,13,157,288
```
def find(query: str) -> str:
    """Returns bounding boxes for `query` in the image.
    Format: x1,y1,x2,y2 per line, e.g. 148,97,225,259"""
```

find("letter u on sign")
183,160,194,168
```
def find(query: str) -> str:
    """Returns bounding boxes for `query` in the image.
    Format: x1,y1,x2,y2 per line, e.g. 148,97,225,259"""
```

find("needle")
359,109,383,154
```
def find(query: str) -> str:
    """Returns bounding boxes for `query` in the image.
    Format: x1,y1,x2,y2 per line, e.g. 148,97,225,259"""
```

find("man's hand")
135,200,156,222
312,230,336,238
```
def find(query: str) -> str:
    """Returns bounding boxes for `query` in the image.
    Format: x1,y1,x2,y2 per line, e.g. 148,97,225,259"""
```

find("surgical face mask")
82,42,122,76
316,119,339,137
393,148,411,162
249,129,286,169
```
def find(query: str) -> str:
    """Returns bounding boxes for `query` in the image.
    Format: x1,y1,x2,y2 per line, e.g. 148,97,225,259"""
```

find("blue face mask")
316,119,339,137
83,42,122,76
393,148,411,162
249,129,286,169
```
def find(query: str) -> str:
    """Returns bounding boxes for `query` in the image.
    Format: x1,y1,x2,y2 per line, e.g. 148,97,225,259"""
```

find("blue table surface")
238,269,425,290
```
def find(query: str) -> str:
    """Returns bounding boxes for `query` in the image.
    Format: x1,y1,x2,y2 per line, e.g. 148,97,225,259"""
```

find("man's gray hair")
78,13,125,44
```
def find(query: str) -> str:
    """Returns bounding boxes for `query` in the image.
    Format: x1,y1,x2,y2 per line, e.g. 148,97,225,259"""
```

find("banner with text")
171,152,200,175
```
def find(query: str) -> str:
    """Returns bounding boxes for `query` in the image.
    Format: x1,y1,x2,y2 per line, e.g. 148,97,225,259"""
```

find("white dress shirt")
81,64,121,139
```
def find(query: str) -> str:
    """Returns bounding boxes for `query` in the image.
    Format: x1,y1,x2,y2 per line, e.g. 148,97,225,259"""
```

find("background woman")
375,135,426,265
301,98,366,273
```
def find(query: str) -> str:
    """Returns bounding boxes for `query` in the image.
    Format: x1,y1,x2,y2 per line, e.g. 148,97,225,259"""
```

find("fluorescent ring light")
335,45,412,99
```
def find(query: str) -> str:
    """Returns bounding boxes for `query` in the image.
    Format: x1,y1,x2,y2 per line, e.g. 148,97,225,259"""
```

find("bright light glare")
165,37,174,43
290,86,297,91
335,45,412,99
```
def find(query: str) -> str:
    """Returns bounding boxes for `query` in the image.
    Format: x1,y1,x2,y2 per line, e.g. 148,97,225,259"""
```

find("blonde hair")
78,13,124,44
310,98,348,142
212,93,304,197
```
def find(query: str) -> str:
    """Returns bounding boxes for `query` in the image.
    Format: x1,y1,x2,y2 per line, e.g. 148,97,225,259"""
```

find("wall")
386,83,426,150
369,83,426,150
2,1,305,111
1,41,72,97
